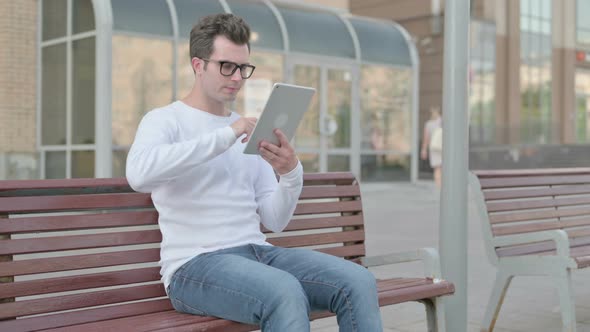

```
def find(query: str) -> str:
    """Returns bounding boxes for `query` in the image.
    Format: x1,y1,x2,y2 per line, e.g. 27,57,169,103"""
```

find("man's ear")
191,57,202,75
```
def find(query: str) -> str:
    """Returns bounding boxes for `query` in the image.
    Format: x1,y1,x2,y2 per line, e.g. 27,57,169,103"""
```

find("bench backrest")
0,172,364,331
470,168,590,263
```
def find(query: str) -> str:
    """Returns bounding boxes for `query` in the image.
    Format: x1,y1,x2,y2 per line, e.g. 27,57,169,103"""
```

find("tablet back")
243,83,316,154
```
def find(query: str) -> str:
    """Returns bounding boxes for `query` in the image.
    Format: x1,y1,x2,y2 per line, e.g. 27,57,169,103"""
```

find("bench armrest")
361,247,443,280
492,229,571,257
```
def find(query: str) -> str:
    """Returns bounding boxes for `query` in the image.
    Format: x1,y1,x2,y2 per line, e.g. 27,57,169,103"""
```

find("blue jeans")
167,244,383,332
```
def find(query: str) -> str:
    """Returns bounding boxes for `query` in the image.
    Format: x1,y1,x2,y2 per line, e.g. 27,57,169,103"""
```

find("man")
126,13,382,331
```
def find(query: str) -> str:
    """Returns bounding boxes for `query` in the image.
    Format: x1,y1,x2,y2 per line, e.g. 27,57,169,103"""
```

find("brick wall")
0,1,37,154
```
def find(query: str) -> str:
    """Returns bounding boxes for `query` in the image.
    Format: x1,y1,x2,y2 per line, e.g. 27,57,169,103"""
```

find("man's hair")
189,13,251,61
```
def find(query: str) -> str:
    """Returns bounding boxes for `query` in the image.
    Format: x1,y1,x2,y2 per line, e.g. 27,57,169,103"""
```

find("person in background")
421,106,442,188
126,13,383,332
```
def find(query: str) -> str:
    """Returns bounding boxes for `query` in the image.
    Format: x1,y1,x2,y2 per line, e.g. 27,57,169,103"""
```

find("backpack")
429,127,443,152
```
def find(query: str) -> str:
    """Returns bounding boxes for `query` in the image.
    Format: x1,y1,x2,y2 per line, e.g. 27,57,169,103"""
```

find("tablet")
243,83,316,154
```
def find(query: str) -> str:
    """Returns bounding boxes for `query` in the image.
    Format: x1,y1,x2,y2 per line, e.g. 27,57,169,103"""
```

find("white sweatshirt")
126,101,303,290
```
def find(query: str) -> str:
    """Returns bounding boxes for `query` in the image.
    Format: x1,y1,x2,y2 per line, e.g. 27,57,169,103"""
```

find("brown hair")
189,13,251,63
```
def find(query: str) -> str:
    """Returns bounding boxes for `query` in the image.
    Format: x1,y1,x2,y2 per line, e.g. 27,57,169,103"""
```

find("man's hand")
259,129,298,175
231,117,257,143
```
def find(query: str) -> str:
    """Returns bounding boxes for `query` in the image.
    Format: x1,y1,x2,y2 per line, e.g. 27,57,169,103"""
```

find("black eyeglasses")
201,58,256,79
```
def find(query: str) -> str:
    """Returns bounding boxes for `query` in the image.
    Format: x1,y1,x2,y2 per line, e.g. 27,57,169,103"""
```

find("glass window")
233,51,283,117
350,18,411,66
112,0,173,36
327,69,351,148
520,0,552,144
41,43,67,146
294,65,320,149
277,5,355,58
360,65,411,153
45,151,66,179
577,0,590,44
72,151,95,178
175,0,226,40
72,37,96,145
226,0,283,50
360,65,411,182
469,21,496,145
111,36,173,175
73,0,95,34
42,0,67,41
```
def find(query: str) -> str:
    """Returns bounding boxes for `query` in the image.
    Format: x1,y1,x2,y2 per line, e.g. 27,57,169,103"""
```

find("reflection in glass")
112,149,129,177
327,70,351,149
328,155,349,172
46,151,66,179
294,65,320,149
277,6,355,58
175,0,225,40
42,0,67,40
234,51,283,117
469,21,496,145
226,0,283,50
72,37,95,145
42,43,67,146
520,0,552,144
112,0,172,36
73,0,95,34
298,153,319,173
361,154,410,182
360,65,411,153
72,151,94,178
112,36,173,148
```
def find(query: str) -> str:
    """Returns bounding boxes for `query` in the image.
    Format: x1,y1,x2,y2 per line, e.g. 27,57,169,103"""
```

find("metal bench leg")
556,270,577,332
421,297,446,332
481,270,512,332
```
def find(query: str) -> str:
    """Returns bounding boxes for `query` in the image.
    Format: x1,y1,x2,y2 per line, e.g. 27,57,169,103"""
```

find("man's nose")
230,69,243,81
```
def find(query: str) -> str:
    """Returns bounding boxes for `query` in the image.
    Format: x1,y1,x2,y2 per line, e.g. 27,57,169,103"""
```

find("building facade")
352,0,590,171
0,0,419,182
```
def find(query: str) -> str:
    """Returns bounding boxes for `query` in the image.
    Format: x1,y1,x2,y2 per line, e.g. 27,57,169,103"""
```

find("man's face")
197,35,250,103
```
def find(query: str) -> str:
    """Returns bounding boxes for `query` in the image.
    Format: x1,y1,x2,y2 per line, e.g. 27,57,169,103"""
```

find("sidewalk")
310,181,590,332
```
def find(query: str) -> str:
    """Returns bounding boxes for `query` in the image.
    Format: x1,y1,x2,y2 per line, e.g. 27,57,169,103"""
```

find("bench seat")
0,172,454,332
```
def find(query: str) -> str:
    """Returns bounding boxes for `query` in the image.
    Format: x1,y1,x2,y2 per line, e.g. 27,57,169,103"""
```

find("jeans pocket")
170,298,208,316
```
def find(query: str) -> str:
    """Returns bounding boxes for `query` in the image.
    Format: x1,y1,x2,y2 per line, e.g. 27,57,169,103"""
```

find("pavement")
308,181,590,332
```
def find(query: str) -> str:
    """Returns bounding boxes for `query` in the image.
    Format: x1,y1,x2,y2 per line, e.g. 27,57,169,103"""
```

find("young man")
126,13,382,331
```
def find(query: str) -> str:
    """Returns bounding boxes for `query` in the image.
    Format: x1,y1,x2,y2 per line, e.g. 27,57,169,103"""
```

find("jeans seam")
299,279,357,332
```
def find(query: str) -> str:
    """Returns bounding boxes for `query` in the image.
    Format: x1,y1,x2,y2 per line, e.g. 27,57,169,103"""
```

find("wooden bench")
470,168,590,332
0,172,454,332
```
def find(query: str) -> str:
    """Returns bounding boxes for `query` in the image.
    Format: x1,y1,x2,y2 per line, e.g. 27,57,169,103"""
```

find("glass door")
288,60,354,173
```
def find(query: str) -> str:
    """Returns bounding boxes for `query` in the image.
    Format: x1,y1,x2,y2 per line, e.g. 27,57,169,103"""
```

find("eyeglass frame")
199,58,256,79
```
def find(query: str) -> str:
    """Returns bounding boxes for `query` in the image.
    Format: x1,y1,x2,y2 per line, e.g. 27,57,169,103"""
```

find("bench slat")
0,192,153,214
293,200,362,215
0,283,166,319
268,230,364,248
478,175,590,189
0,229,162,255
299,185,360,199
483,184,590,200
0,267,161,299
0,210,158,234
0,298,174,332
493,218,590,236
488,206,590,224
0,248,160,277
266,215,364,232
302,172,356,185
25,278,454,332
315,243,365,257
487,196,590,212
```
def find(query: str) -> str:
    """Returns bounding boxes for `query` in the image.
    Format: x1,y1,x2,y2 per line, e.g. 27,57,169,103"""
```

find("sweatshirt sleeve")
255,159,303,233
126,109,237,193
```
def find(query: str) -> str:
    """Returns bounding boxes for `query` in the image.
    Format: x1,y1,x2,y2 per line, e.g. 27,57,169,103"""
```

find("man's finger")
274,129,290,147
